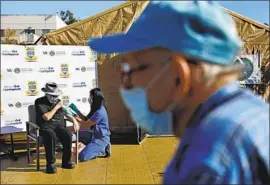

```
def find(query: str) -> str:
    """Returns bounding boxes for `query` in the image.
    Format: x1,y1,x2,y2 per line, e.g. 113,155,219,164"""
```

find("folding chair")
26,105,78,171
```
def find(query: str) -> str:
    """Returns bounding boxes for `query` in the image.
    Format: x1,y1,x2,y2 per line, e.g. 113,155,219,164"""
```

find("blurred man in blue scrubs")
88,1,269,184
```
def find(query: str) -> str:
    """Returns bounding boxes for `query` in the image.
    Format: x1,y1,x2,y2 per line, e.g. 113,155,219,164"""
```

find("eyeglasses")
120,57,172,89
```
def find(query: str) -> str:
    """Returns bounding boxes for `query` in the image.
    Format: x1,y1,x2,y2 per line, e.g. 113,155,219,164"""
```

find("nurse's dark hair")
87,88,108,118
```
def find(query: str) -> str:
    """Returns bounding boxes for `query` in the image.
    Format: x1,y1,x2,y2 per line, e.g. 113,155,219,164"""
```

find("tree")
59,10,79,25
1,29,18,44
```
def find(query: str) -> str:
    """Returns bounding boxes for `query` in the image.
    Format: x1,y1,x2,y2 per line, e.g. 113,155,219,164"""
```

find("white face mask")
46,94,59,104
119,63,177,135
88,96,93,105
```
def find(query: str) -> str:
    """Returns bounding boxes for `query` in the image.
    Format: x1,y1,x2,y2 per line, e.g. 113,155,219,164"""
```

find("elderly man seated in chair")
35,82,80,174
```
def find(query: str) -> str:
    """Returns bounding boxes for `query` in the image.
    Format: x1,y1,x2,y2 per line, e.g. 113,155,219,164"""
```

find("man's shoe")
61,161,75,169
46,164,57,174
105,144,111,157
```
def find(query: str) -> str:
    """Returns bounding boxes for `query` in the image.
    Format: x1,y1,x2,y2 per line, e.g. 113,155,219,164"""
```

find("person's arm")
75,117,95,130
42,101,63,121
64,112,76,123
75,110,102,130
64,113,80,132
69,103,86,120
76,112,87,120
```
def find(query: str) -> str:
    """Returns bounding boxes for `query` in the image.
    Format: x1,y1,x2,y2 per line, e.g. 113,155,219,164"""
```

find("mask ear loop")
146,60,171,89
145,59,180,112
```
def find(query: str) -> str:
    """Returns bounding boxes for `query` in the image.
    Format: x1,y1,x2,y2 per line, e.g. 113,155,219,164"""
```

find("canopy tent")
43,1,148,45
41,1,269,133
43,1,150,133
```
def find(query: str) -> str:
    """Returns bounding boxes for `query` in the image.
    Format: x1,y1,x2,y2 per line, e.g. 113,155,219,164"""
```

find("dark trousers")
40,124,72,165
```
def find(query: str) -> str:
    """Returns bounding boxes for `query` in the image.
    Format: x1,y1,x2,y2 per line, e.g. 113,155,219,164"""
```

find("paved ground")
1,137,179,184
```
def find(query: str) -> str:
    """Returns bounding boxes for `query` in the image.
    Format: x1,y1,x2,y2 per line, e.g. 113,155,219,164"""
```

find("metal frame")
26,118,79,171
95,56,98,87
0,133,19,161
136,123,175,145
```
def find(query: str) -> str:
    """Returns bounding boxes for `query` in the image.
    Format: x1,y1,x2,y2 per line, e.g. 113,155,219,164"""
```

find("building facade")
1,14,67,44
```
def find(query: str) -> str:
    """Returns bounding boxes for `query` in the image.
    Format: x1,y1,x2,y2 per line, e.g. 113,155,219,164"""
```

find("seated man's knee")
41,129,56,140
67,131,72,142
60,128,72,143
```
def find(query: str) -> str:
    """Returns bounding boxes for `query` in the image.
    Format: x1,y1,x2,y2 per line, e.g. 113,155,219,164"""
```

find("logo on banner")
38,67,55,73
21,102,33,107
72,82,87,88
81,66,86,72
89,50,97,62
7,102,22,108
92,79,96,88
58,83,68,89
42,50,65,56
1,49,19,56
71,50,85,56
15,102,22,108
75,66,95,72
5,101,31,110
5,119,22,126
14,68,20,73
61,95,70,106
17,102,32,108
59,64,70,78
76,97,88,103
3,85,21,92
26,81,39,96
82,97,87,103
25,47,38,61
50,50,56,56
6,67,33,74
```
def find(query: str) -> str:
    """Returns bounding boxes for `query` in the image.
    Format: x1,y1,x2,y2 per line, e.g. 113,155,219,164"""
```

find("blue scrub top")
89,105,111,139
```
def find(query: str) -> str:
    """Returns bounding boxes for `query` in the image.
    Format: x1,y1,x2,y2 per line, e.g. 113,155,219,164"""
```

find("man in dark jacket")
35,82,75,174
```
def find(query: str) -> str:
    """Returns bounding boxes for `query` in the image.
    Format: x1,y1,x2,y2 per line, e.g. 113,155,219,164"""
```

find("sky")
1,1,269,25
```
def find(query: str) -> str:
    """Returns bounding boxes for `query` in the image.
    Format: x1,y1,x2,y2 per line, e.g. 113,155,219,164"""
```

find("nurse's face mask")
88,95,93,105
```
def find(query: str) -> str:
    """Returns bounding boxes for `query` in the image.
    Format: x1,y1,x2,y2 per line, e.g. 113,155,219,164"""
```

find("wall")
0,15,66,30
56,16,67,29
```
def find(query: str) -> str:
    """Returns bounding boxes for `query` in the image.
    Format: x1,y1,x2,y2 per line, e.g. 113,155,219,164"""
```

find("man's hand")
42,100,63,121
73,121,80,132
75,116,82,122
55,100,63,110
72,117,80,132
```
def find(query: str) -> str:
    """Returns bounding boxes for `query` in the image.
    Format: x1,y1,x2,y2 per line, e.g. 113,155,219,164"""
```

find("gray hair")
199,60,245,86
